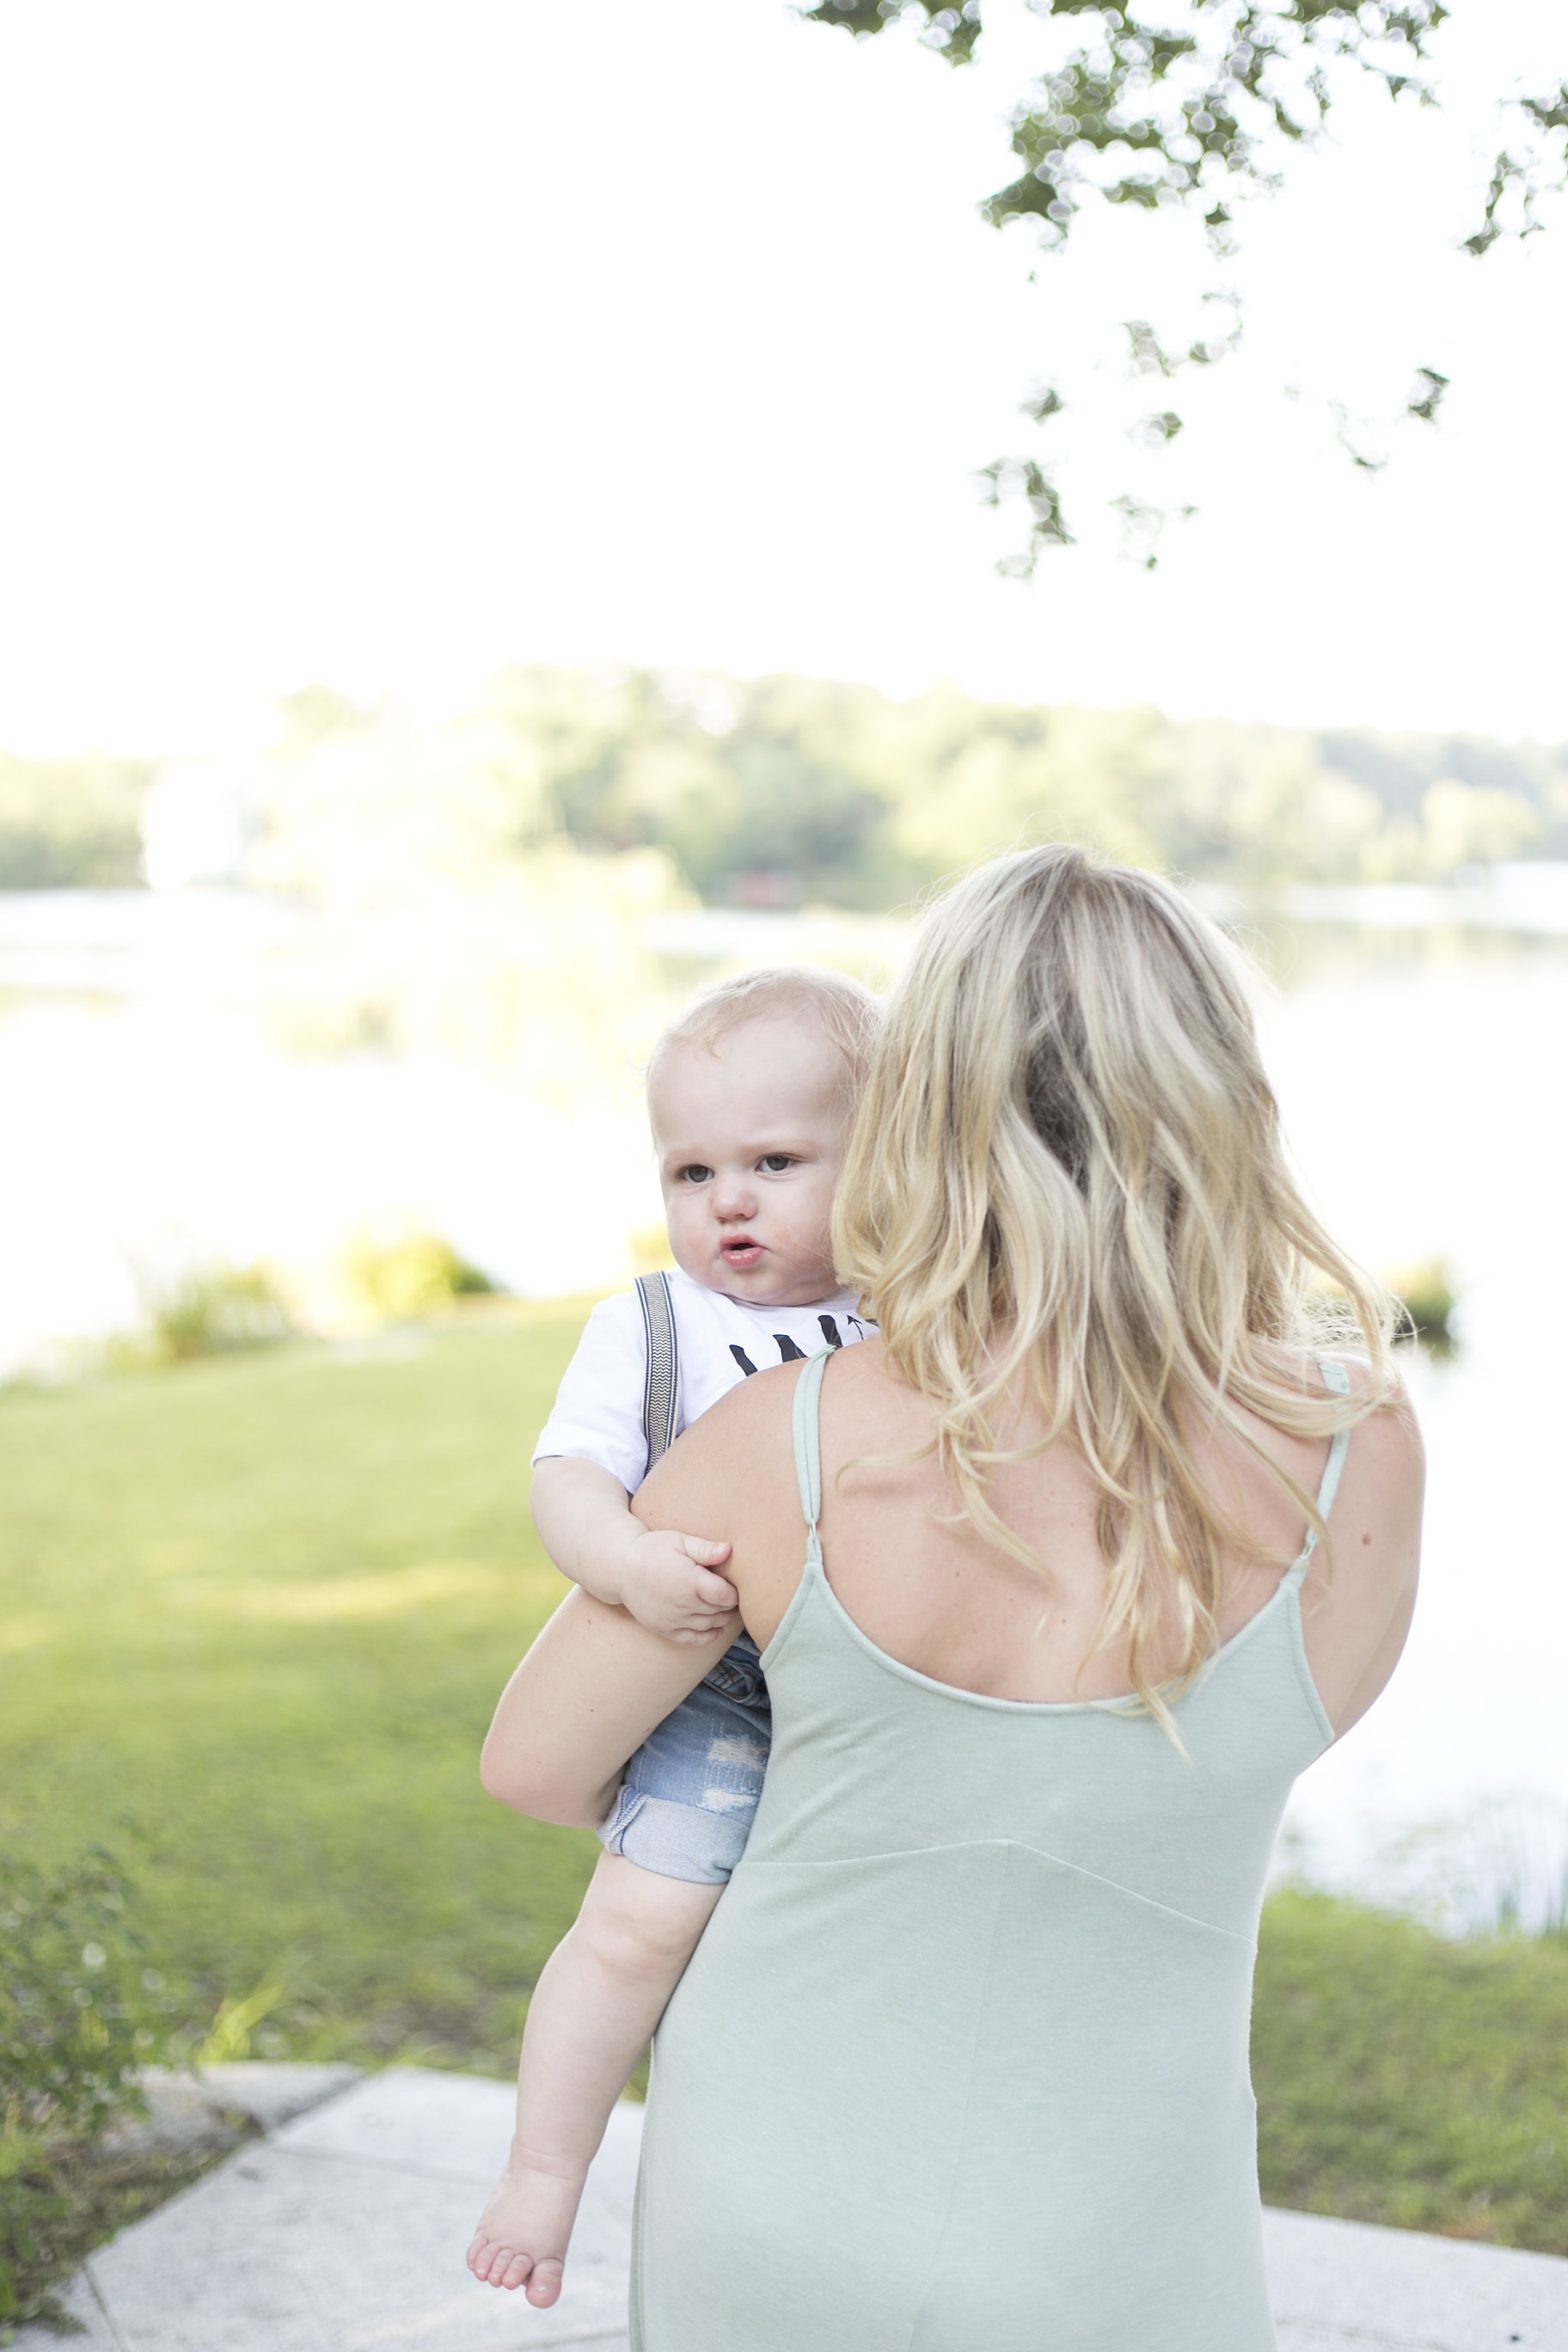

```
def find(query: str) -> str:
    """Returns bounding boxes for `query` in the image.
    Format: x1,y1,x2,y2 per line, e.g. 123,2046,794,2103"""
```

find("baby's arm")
530,1455,738,1645
467,1853,719,2304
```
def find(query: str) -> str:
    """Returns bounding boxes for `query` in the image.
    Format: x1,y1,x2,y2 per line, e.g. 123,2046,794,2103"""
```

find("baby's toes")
524,2256,565,2309
468,2233,523,2289
478,2241,519,2289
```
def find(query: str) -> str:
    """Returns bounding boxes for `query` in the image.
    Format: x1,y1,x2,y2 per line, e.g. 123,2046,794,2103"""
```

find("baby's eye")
758,1154,796,1174
679,1164,714,1185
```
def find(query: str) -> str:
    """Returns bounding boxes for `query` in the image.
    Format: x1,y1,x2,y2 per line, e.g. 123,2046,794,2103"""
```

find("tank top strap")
1284,1355,1352,1588
791,1346,830,1554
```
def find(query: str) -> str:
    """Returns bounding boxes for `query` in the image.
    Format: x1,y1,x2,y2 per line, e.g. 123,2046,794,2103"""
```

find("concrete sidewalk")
19,2063,1568,2351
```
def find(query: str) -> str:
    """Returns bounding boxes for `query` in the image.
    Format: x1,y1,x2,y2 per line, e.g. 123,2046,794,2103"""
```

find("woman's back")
683,1331,1420,1730
629,1345,1418,2352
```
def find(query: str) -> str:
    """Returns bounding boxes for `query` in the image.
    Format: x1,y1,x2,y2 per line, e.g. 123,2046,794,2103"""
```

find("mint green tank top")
630,1350,1351,2351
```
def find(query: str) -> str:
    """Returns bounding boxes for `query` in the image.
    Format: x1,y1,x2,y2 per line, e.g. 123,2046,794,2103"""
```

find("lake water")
4,894,1566,1920
1254,934,1568,1921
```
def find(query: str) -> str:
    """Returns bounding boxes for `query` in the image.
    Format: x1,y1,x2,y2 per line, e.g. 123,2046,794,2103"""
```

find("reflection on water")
3,894,1566,1907
1255,931,1568,1908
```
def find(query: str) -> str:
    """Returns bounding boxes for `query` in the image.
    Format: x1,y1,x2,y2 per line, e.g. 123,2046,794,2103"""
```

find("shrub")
0,1845,182,2330
0,756,151,891
1385,1257,1458,1356
344,1227,497,1322
142,1266,297,1366
1312,1256,1460,1359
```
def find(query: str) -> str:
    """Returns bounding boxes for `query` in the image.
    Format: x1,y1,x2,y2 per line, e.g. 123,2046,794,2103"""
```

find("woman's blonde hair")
832,844,1397,1727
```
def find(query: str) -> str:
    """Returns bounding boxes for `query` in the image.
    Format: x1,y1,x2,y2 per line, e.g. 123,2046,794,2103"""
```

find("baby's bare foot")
466,2158,586,2305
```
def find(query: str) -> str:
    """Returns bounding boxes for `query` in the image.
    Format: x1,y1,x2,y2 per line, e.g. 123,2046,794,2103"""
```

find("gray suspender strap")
635,1271,680,1474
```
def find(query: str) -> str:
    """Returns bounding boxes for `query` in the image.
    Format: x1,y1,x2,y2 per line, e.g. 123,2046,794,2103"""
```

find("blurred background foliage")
342,1224,497,1324
135,1269,297,1370
0,756,155,891
3,665,1566,921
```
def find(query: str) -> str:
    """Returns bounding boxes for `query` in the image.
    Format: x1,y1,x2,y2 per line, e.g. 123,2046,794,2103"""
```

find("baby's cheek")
784,1189,837,1262
661,1197,700,1265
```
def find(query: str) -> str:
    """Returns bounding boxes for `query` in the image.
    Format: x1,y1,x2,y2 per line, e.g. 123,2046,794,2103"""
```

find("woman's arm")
481,1365,805,1827
1299,1384,1424,1738
480,1588,726,1826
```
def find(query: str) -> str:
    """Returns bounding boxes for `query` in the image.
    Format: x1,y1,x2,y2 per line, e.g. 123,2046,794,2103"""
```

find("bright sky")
0,0,1565,755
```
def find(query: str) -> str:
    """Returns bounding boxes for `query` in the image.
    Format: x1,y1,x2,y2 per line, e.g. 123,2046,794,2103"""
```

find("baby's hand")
616,1528,738,1645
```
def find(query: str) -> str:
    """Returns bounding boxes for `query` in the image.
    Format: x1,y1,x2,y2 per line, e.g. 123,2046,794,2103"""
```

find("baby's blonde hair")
832,845,1396,1726
649,966,882,1103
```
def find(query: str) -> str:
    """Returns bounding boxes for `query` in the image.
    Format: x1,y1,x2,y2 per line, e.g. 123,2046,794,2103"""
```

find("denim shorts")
596,1633,771,1885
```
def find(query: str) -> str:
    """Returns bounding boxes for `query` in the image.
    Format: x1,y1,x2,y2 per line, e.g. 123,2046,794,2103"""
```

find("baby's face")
649,1016,854,1309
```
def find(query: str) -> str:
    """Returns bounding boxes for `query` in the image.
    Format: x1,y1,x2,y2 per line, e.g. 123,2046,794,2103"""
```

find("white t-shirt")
532,1266,875,1494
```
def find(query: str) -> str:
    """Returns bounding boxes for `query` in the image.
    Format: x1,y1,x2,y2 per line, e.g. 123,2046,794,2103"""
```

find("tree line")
4,668,1565,910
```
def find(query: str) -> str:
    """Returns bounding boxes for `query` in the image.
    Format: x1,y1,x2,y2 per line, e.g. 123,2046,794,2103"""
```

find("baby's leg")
470,1645,769,2300
466,1852,720,2304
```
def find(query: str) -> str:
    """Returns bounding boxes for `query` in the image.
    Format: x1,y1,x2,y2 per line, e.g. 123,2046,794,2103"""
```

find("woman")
483,846,1423,2350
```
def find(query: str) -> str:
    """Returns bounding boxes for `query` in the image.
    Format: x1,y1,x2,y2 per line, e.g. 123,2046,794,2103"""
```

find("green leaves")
1406,365,1449,424
1020,382,1065,422
975,456,1075,576
808,5,1452,253
1,1843,189,2335
972,8,1456,552
1463,80,1568,257
800,3,1559,568
1,1847,156,2148
799,1,983,69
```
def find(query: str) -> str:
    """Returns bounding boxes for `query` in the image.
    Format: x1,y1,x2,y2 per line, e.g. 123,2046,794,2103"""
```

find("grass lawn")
4,1304,1568,2254
1,1303,597,2077
1255,1890,1568,2251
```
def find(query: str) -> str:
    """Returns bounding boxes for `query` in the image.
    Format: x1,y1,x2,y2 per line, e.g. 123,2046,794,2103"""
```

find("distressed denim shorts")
596,1633,771,1885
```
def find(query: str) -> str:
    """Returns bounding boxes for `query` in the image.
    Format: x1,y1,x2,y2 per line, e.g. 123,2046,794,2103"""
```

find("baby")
468,965,879,2305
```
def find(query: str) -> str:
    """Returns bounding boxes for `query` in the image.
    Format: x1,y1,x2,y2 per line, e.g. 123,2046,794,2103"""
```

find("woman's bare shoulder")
632,1359,804,1535
1317,1351,1425,1498
1255,1341,1424,1462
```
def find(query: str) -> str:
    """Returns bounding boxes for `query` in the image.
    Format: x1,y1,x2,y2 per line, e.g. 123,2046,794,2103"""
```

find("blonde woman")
481,846,1423,2351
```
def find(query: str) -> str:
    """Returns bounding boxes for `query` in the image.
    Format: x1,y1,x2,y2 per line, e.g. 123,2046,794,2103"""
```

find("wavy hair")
831,845,1397,1726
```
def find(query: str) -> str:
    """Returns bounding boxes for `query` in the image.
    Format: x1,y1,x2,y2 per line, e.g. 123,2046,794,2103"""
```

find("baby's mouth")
720,1236,763,1270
